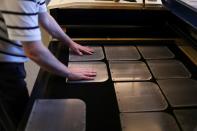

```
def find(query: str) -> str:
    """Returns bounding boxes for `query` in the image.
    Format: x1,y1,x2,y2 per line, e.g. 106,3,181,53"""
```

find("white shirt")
0,0,47,62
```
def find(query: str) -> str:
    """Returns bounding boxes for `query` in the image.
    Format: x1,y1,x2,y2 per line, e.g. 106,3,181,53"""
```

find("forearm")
39,12,73,46
38,12,94,55
23,41,70,77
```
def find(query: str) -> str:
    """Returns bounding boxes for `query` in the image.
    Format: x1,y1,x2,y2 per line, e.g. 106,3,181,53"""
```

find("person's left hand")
69,41,94,56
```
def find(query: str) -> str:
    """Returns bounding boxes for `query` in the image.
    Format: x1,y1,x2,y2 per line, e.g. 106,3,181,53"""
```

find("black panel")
162,0,197,30
50,9,170,25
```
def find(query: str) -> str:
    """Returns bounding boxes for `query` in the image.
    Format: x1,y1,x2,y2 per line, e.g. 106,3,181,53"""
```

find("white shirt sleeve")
1,0,47,41
39,0,48,13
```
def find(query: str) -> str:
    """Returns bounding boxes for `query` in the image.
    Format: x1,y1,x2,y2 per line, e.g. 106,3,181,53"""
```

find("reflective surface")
104,46,141,60
158,79,197,107
174,109,197,131
69,46,104,61
109,61,152,81
114,82,167,112
68,62,108,83
137,46,174,59
25,99,86,131
147,60,191,79
120,112,180,131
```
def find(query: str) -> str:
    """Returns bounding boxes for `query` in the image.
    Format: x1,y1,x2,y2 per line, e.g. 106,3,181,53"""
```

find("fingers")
79,70,97,80
71,42,94,55
82,72,97,80
68,68,97,81
79,46,94,55
83,46,94,53
83,71,97,77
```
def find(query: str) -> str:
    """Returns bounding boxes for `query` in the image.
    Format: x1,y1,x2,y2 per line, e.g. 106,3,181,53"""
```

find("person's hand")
69,41,94,56
68,67,97,80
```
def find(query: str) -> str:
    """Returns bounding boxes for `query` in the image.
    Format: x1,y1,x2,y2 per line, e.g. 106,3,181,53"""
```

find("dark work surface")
15,39,197,131
40,42,121,131
50,9,178,38
38,41,197,131
50,9,170,26
13,7,197,131
65,25,177,38
174,109,197,131
45,78,121,131
25,99,86,131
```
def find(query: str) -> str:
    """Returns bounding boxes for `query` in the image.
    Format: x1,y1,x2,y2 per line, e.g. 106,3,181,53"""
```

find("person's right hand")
68,67,97,80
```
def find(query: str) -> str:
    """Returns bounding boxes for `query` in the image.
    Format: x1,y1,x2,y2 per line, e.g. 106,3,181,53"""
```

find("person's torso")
0,11,28,63
0,0,47,63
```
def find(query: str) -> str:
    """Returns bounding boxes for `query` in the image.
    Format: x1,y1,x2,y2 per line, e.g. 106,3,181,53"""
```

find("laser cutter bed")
17,1,197,131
